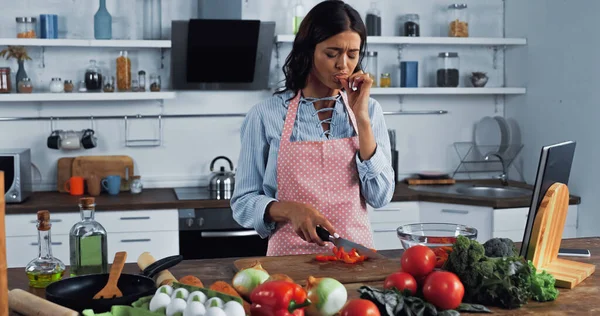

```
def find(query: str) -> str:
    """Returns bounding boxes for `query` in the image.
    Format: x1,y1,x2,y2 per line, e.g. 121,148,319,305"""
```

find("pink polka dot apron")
267,91,374,256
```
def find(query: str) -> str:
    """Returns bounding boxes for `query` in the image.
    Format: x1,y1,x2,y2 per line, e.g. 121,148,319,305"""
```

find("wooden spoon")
93,251,127,299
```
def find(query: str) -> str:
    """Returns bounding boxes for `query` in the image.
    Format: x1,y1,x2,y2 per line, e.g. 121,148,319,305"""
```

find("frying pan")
45,255,183,313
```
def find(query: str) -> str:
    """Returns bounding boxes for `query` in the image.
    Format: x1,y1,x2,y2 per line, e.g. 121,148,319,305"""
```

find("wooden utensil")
137,252,177,287
8,289,79,316
93,252,127,299
233,254,401,286
0,172,6,316
71,155,134,192
56,157,75,192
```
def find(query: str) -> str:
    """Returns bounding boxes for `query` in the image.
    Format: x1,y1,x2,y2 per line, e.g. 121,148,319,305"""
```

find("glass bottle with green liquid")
292,0,305,35
25,210,66,288
69,197,108,276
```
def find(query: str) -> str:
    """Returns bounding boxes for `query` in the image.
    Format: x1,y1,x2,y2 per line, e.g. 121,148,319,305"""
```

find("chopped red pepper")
250,280,311,316
432,246,453,268
315,247,367,264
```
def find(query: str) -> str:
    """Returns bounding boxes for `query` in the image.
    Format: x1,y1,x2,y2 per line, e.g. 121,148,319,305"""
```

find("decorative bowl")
471,72,489,87
397,223,478,249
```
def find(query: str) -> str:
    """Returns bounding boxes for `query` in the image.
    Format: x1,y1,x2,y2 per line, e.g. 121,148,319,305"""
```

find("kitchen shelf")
0,38,171,48
370,88,526,95
0,91,176,102
275,35,526,46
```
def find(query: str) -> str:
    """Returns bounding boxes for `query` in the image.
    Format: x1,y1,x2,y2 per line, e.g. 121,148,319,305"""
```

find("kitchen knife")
316,226,385,259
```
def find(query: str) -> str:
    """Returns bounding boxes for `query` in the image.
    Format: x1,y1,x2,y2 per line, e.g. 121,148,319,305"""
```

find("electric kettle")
208,156,235,200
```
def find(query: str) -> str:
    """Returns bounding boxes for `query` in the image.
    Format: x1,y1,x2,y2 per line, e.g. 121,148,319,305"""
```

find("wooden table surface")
7,238,599,315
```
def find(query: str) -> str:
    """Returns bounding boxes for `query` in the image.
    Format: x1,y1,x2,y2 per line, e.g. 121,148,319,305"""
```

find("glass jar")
437,52,460,87
18,78,33,93
0,68,12,93
131,79,139,92
103,76,115,92
50,78,64,93
365,51,378,87
365,2,381,36
379,73,391,88
16,17,37,38
150,74,161,92
64,80,74,93
78,80,87,92
403,14,420,37
292,0,305,35
138,70,146,92
130,176,142,194
448,4,469,37
116,50,131,91
84,59,103,92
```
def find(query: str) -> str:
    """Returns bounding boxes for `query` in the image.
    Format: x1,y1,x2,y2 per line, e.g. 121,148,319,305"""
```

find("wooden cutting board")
56,157,75,192
233,254,400,286
71,155,134,191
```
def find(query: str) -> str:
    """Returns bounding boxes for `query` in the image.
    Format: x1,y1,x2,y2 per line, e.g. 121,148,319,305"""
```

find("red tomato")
383,272,417,295
422,271,465,310
340,299,381,316
400,245,436,278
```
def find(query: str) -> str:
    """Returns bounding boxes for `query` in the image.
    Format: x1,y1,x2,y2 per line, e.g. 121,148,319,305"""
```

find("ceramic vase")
16,60,27,93
94,0,112,40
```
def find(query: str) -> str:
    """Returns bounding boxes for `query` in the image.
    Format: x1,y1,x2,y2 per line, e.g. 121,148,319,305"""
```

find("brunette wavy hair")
274,0,367,95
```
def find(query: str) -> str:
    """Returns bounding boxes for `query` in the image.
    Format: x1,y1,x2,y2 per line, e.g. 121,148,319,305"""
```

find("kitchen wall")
505,0,597,237
0,0,507,191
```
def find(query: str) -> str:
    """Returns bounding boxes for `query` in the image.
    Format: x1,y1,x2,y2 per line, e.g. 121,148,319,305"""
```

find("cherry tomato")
400,245,436,278
340,299,381,316
383,272,418,295
422,271,465,310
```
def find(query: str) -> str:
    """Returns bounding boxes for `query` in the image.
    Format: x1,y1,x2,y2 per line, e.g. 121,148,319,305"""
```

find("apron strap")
340,91,360,136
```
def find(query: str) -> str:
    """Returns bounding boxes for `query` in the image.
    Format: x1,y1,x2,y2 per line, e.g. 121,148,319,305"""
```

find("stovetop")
174,187,214,200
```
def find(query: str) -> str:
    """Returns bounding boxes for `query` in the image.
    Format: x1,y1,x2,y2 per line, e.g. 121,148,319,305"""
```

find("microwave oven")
0,148,32,203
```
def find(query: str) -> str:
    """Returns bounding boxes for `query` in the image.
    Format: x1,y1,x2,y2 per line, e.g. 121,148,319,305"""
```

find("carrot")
178,275,204,288
210,281,251,315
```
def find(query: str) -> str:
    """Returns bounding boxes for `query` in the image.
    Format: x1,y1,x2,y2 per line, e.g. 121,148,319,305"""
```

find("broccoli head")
442,236,486,293
483,237,518,257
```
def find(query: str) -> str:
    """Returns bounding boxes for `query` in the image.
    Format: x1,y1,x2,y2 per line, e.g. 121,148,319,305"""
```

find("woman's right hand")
266,201,336,246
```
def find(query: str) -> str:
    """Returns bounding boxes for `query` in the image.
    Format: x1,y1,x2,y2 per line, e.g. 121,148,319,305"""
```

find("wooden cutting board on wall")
71,156,134,191
56,157,76,193
233,254,400,286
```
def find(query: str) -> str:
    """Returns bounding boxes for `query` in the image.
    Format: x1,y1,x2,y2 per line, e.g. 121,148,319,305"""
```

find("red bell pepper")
250,280,311,316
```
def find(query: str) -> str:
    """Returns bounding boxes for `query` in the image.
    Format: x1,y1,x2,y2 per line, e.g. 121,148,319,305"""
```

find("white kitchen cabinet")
492,205,578,242
5,209,180,268
368,202,419,250
419,202,494,243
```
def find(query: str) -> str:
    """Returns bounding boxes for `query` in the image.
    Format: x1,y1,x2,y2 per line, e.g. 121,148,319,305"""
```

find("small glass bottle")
116,50,131,91
365,2,382,36
403,14,420,37
138,70,146,92
25,210,66,288
292,0,304,35
130,176,143,194
150,74,161,92
131,79,139,92
69,197,108,277
103,76,115,92
64,80,74,93
365,51,378,87
380,73,391,88
18,78,33,93
448,4,469,37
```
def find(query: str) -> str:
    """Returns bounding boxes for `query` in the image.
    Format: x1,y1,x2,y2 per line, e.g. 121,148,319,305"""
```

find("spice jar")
18,78,33,93
403,14,420,37
78,80,87,92
50,78,64,93
84,59,103,92
448,4,468,37
130,176,142,194
365,51,378,87
138,71,146,92
380,73,391,88
131,79,139,92
0,68,12,93
16,17,37,38
437,52,460,87
116,50,131,91
150,74,161,92
64,80,74,93
103,76,115,92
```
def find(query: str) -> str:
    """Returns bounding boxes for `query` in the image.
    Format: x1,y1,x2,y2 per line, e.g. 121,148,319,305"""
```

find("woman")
231,0,395,256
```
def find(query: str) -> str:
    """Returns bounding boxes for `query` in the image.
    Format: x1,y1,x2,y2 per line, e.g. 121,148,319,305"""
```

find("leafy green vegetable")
528,261,559,302
358,286,490,316
483,238,518,258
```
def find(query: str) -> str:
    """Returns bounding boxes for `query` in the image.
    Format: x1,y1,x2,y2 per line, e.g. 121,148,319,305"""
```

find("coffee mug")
64,176,84,196
86,174,101,196
81,129,97,149
60,130,81,150
47,130,61,150
102,175,121,195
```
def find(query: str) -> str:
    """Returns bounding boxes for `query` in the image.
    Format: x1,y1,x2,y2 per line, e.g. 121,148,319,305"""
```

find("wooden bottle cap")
80,197,95,207
37,210,51,231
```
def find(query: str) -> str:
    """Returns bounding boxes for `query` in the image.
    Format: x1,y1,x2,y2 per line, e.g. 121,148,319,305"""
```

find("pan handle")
142,255,183,279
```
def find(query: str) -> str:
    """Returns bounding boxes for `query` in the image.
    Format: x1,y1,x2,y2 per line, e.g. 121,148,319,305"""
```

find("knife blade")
316,226,385,259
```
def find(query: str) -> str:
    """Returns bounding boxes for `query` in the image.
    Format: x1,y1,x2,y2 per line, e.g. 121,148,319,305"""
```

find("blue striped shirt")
231,90,395,238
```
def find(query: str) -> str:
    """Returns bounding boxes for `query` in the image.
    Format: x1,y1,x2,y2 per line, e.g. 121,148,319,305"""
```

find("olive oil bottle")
69,197,108,276
25,210,66,288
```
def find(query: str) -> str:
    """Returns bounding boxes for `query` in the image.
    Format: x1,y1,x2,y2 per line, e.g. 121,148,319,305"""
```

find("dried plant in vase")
0,46,32,93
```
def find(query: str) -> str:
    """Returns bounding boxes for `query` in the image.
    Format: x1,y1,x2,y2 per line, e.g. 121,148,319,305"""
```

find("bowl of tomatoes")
396,223,477,249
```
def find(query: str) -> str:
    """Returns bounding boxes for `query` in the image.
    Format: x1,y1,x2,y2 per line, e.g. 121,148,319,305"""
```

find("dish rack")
452,142,524,180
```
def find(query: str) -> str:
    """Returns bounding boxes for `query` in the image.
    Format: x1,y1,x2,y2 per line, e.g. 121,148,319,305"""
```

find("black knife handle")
316,226,332,243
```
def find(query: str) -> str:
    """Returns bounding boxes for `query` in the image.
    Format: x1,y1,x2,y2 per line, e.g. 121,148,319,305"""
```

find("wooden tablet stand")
1,172,7,316
526,182,595,289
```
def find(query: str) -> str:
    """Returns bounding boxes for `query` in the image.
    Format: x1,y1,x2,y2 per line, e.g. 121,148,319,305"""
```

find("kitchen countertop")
6,237,599,315
5,179,581,215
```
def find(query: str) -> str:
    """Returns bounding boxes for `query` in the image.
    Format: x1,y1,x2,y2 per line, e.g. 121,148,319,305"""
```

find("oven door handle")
200,231,259,238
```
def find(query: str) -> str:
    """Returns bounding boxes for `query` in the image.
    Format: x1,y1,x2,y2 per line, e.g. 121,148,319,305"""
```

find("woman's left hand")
340,71,372,120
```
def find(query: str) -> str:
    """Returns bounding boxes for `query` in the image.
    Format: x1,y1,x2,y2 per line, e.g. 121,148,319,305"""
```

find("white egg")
149,292,171,312
156,284,174,296
223,301,245,316
183,301,207,316
172,287,190,300
166,297,188,316
204,307,227,316
204,297,224,309
188,291,208,304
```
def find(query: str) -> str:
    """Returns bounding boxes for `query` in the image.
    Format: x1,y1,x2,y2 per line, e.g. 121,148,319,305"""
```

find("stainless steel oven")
178,208,268,259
